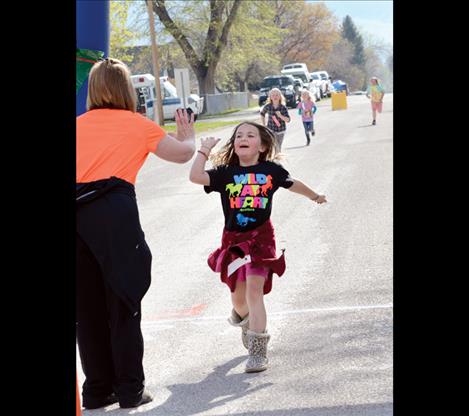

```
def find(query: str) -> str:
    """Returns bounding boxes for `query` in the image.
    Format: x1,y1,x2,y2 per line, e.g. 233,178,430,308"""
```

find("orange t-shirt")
76,109,166,184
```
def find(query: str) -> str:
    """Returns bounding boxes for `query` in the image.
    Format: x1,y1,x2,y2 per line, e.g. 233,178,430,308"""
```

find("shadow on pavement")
137,355,273,415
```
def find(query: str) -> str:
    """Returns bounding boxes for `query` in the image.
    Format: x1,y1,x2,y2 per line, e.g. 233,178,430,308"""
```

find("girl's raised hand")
175,108,195,141
200,136,221,151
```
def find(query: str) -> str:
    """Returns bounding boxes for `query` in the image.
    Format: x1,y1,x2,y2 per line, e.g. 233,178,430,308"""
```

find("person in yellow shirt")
366,76,385,125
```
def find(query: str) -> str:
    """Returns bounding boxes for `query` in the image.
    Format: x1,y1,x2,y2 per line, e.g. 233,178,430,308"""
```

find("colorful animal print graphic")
225,173,273,227
236,213,257,226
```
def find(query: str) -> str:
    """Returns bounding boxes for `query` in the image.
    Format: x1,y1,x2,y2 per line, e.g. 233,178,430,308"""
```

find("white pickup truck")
281,63,321,101
131,74,204,120
309,73,326,99
310,71,333,98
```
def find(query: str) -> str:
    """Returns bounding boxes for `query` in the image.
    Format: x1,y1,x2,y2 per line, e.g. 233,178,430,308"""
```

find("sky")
320,1,393,46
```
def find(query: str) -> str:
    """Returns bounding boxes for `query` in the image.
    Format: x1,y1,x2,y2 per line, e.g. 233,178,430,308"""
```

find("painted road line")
142,303,393,327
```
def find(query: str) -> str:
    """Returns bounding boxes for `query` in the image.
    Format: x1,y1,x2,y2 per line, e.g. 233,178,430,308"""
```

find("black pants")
76,234,145,406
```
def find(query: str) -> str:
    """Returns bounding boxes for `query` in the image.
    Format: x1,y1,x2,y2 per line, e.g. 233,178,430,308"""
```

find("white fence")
203,92,249,115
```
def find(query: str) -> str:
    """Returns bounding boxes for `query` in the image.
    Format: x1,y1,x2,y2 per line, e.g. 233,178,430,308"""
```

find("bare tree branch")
150,0,242,96
211,1,242,64
151,0,201,71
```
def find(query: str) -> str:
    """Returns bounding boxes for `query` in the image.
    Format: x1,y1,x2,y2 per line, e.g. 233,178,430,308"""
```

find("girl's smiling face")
234,123,266,165
269,91,281,102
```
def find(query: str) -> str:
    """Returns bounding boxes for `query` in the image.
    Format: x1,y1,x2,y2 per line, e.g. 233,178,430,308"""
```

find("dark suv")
258,75,298,108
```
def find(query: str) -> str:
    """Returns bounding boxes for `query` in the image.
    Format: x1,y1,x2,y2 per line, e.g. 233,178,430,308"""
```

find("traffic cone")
76,374,81,416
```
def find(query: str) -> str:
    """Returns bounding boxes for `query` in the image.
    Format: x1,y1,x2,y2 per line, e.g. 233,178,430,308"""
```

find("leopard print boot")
227,309,250,349
245,330,270,373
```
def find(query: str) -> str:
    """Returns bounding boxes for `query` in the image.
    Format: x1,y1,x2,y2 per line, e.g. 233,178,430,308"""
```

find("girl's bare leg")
231,280,248,318
246,275,267,332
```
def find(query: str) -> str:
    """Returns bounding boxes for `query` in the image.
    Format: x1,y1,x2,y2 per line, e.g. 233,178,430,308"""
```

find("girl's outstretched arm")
288,178,327,204
189,136,221,186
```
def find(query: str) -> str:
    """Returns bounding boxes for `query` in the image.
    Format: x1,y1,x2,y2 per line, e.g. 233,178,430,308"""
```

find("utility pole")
146,0,164,125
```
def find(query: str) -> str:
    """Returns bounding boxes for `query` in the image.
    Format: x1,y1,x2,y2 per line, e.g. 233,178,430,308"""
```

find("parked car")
258,75,298,108
281,66,321,102
296,77,320,102
312,71,332,97
309,72,326,99
316,70,333,97
281,66,311,91
292,77,302,91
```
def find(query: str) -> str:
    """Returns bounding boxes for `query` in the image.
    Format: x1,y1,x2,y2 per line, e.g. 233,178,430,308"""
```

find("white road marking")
141,303,393,327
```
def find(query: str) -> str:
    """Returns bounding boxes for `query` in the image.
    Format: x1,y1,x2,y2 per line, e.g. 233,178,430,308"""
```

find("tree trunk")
240,64,255,93
197,75,215,98
196,64,218,114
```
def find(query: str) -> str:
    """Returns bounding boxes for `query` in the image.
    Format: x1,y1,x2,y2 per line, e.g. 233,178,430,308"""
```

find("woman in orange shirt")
76,58,195,410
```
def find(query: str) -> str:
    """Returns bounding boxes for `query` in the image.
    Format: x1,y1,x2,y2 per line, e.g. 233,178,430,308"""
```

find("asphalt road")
78,94,393,416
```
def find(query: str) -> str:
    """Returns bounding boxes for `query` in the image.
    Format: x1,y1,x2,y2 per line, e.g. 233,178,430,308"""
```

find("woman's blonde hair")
266,88,286,106
210,121,283,167
86,58,137,112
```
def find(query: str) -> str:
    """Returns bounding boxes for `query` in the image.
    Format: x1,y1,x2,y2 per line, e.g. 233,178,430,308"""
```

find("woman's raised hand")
175,108,195,141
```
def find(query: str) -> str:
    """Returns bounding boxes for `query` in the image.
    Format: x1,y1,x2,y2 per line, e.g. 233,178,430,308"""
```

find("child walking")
297,90,317,146
260,88,290,151
189,121,327,373
366,76,385,125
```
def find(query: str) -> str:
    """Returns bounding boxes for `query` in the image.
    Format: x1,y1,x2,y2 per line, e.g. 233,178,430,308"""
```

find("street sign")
174,68,190,108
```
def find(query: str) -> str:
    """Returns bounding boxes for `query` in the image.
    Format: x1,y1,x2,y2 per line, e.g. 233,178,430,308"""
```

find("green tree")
109,1,143,64
361,32,393,90
273,1,340,70
341,15,366,67
216,0,283,92
324,38,364,90
148,0,242,98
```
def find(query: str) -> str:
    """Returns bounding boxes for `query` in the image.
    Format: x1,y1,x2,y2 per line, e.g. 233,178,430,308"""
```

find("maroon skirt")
207,220,286,294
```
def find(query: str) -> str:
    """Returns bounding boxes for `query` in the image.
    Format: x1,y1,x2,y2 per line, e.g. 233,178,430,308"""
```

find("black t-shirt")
204,161,294,232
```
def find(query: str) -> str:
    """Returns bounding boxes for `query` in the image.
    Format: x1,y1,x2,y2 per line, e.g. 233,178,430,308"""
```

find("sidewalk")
165,106,261,126
200,106,261,122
